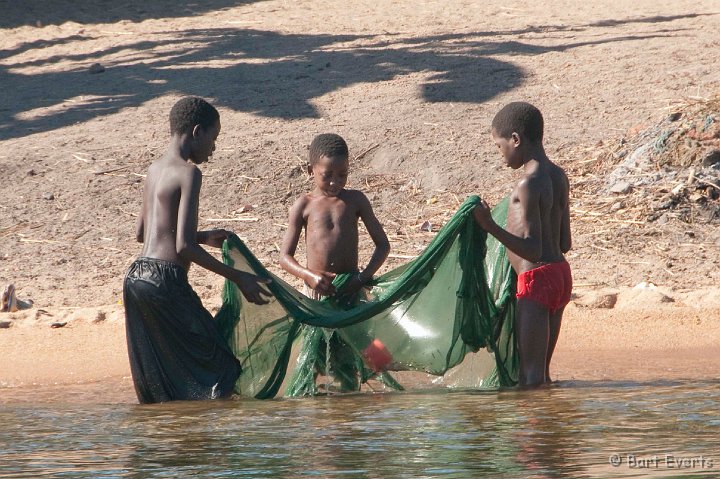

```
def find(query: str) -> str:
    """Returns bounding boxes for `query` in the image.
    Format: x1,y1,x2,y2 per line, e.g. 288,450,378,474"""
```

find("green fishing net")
215,195,517,399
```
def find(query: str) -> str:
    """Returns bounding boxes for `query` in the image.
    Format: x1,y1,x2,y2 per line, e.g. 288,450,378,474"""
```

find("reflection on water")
1,380,719,478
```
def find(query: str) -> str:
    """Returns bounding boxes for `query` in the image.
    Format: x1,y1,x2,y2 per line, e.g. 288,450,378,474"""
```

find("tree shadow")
0,28,510,140
0,0,265,29
0,12,706,141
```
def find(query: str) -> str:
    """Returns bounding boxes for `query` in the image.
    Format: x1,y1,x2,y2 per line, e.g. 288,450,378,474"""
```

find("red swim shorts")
516,261,573,314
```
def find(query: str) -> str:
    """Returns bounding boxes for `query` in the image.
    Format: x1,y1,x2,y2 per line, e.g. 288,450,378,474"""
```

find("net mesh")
215,195,517,399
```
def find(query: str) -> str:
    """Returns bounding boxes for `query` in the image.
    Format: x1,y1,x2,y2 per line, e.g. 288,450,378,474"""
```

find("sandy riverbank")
2,0,719,404
2,285,718,403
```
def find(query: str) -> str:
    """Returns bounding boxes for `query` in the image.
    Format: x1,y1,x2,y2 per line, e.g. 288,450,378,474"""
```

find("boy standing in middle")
280,133,390,300
280,133,390,390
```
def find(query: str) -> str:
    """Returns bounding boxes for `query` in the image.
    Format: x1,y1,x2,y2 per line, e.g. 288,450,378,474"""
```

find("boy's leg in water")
545,306,565,382
515,297,550,387
330,333,361,391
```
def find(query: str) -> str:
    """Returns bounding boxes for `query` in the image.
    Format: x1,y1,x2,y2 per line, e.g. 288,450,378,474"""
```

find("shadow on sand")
0,10,708,141
0,0,264,29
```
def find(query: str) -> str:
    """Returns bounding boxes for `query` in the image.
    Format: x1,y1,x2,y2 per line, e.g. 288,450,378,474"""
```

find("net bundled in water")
215,195,517,399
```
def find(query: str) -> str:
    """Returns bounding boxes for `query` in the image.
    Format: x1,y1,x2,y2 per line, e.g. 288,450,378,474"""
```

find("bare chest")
305,201,358,233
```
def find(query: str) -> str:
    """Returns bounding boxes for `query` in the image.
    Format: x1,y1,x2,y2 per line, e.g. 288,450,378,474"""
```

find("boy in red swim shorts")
474,102,572,387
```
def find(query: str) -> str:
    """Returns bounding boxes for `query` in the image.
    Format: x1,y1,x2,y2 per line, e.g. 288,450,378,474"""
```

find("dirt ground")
1,1,719,394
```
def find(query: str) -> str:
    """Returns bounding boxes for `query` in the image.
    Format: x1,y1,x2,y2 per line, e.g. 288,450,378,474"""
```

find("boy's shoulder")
291,191,315,206
545,158,570,184
341,188,369,198
288,192,315,219
339,189,374,209
291,189,371,214
525,157,567,181
150,155,199,175
146,157,200,192
299,188,370,202
341,188,375,202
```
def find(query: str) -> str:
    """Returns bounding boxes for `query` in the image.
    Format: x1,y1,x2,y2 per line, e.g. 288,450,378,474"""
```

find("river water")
1,378,718,478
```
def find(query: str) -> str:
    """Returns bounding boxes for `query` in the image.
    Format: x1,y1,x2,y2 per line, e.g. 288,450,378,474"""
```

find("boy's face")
190,120,221,164
310,154,349,197
491,128,522,169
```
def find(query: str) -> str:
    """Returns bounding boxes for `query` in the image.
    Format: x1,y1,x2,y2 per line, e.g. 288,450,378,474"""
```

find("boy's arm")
135,209,144,243
336,192,390,302
279,197,336,295
560,178,572,254
356,192,390,282
176,168,271,305
474,180,543,263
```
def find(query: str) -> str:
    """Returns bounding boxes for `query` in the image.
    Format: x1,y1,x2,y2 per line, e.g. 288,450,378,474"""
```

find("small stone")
89,63,105,74
656,213,669,225
594,294,618,309
92,311,106,324
610,201,623,212
689,192,705,203
653,196,675,211
50,322,67,328
575,292,618,309
0,321,11,329
42,192,54,200
609,181,632,194
668,112,682,122
701,149,720,167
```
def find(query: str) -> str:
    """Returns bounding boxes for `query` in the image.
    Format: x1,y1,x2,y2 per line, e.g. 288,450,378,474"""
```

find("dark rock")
701,149,720,167
89,63,105,74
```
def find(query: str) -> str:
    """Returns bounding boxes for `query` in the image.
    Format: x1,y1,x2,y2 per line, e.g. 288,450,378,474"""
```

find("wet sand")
2,285,718,403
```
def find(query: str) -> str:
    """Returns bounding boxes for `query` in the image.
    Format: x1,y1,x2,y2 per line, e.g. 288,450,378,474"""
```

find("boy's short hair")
169,97,220,136
491,102,544,143
309,133,349,165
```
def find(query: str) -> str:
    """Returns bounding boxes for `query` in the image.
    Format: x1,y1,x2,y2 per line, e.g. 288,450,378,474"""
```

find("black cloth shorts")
123,257,241,404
